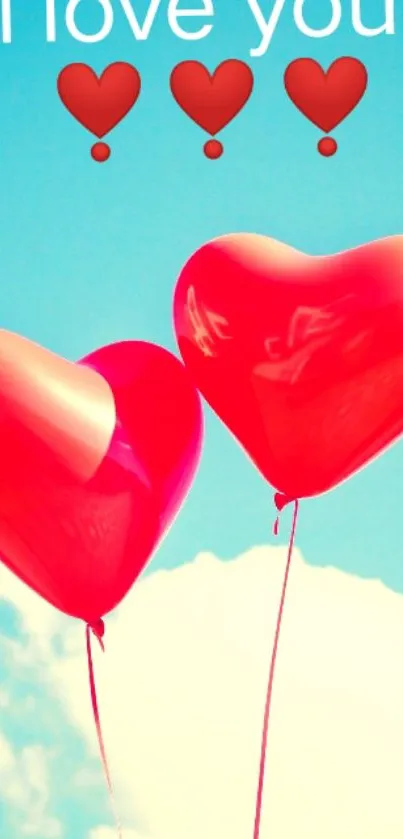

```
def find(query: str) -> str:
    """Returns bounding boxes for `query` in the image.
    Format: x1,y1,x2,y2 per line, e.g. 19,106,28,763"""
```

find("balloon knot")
88,619,105,648
273,493,295,536
274,492,294,512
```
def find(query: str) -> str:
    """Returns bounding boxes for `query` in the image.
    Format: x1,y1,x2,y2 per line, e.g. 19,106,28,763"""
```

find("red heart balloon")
57,62,141,137
173,233,403,499
170,60,254,135
0,333,202,623
284,57,368,132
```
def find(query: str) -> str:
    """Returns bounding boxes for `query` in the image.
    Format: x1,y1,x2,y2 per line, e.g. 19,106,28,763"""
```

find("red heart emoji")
284,57,368,132
0,334,202,622
170,60,254,135
173,233,403,500
57,62,141,138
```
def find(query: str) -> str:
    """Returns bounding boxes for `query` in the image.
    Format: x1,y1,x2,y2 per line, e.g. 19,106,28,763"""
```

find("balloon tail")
253,497,299,839
86,622,123,838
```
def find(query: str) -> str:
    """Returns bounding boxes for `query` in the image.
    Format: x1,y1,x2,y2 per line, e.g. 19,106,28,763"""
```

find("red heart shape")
173,234,403,500
57,62,141,137
284,57,368,133
0,335,202,623
170,60,254,135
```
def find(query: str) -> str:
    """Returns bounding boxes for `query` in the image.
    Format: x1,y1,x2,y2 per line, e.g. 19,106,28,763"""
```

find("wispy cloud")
0,733,61,837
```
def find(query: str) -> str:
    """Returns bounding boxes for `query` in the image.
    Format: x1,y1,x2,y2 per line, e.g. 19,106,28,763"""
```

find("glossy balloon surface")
174,233,403,498
0,334,202,622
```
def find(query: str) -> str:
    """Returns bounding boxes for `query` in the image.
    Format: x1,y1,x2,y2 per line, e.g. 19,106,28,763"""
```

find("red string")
253,496,299,839
86,621,123,839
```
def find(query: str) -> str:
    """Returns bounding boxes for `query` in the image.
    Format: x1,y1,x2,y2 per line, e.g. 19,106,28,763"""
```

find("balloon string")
253,497,299,839
86,623,123,839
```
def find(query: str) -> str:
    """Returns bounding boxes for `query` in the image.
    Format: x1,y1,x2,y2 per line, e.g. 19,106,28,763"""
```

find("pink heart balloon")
0,332,203,624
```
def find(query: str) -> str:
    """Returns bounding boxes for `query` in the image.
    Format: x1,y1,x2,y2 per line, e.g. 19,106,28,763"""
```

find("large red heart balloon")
173,233,403,500
0,333,202,624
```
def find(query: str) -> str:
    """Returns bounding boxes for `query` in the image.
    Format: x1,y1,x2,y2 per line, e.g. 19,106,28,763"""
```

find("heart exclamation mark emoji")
284,57,368,156
170,60,254,159
57,62,141,162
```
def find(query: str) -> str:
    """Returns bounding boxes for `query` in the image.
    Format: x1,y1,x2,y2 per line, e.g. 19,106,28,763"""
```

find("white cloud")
0,567,61,641
89,830,141,839
1,546,403,838
0,733,61,838
20,746,60,837
0,688,9,708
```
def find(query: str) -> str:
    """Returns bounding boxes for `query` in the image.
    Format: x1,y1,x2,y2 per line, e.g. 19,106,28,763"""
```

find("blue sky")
0,1,403,837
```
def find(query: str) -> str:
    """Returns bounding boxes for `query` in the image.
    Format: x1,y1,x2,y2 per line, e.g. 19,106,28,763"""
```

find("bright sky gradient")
0,1,403,837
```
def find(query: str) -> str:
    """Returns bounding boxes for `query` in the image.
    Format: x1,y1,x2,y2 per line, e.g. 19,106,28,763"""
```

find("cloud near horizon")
0,545,403,838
